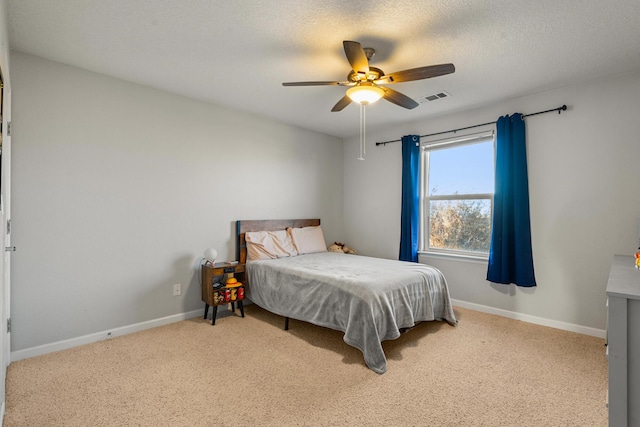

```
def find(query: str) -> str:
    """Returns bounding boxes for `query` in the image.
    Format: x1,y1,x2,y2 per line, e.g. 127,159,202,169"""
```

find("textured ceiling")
6,0,640,138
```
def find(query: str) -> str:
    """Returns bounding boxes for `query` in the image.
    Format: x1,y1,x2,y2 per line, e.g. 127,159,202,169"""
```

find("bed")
236,219,457,374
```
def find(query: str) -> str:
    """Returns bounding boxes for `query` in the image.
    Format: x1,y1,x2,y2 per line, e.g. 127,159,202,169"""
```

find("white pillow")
245,230,298,261
288,225,328,255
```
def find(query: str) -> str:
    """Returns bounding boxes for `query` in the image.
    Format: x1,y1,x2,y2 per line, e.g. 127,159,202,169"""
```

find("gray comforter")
246,252,457,374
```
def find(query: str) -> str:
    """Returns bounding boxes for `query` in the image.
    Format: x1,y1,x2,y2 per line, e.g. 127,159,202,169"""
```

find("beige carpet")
4,306,607,426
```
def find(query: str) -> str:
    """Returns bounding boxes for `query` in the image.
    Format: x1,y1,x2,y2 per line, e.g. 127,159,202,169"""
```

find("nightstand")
201,262,246,325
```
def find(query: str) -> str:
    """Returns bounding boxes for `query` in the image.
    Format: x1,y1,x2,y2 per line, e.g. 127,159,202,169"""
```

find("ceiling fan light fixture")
346,84,384,104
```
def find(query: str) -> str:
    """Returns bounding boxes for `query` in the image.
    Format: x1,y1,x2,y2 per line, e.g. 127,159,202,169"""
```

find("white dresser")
606,254,640,426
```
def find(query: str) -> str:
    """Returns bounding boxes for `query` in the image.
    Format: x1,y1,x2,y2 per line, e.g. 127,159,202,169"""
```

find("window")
420,130,495,257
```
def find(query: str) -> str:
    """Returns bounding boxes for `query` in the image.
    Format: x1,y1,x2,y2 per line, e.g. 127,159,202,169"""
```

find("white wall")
344,70,640,332
10,51,343,352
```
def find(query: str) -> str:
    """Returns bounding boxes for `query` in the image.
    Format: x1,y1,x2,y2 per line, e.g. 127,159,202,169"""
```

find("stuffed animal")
327,242,357,254
328,243,344,253
342,245,356,255
635,250,640,269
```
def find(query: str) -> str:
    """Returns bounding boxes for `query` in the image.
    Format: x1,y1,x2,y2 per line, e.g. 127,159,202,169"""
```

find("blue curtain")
487,114,536,286
399,135,420,262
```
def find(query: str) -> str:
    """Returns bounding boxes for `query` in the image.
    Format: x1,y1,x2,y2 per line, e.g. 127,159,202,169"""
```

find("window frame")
419,130,496,259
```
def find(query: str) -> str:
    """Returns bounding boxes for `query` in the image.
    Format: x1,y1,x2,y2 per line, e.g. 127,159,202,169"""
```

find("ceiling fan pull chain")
358,102,365,160
363,102,367,157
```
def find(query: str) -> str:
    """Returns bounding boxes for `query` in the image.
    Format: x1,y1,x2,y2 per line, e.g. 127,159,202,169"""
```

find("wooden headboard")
236,218,321,264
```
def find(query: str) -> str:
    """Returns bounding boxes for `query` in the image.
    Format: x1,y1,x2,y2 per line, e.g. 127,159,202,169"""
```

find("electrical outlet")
173,284,182,296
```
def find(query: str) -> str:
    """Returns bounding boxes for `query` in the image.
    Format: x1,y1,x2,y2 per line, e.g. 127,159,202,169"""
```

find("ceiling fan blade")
343,40,369,76
381,87,419,109
331,95,352,112
377,63,455,84
282,81,341,86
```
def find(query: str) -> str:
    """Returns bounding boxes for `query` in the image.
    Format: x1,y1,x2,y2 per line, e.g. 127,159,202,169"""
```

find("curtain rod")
375,104,567,147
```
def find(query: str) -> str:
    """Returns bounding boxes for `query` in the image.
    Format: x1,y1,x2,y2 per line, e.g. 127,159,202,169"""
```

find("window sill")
418,251,488,264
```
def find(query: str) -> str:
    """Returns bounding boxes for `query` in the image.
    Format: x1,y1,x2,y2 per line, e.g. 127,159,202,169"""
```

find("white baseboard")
10,309,204,362
451,299,606,339
10,300,606,362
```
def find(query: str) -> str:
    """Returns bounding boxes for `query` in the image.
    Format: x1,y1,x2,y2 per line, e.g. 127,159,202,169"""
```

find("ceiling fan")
282,40,455,112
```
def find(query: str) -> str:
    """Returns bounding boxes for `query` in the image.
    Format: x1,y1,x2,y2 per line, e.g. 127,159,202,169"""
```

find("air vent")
416,91,451,103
